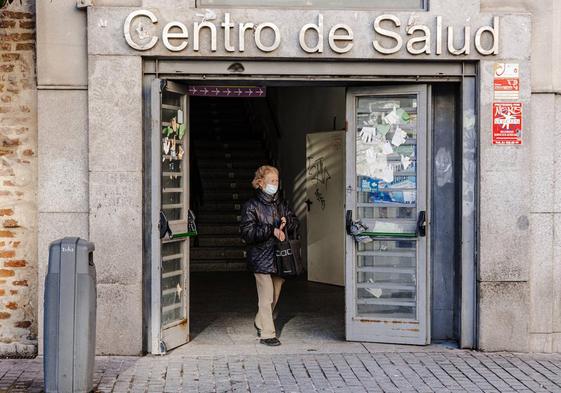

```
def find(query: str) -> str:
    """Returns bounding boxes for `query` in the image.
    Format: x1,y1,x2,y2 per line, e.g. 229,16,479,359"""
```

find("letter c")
124,10,158,51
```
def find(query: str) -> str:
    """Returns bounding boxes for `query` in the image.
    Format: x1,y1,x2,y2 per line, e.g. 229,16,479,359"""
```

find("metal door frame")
145,79,191,355
142,59,479,351
345,85,429,345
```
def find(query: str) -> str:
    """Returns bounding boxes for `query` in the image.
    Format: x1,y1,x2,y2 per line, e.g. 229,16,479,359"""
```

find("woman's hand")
274,228,286,241
279,217,287,231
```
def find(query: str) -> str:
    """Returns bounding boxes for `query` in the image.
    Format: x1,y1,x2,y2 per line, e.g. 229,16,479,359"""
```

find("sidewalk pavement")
1,343,561,392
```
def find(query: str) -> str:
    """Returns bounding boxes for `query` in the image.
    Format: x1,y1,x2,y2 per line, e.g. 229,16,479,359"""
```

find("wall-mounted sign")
493,63,519,100
188,85,266,97
492,102,522,145
123,10,500,57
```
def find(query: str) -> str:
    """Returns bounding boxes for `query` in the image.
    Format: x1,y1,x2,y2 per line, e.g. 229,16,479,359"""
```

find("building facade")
0,0,37,356
0,0,560,356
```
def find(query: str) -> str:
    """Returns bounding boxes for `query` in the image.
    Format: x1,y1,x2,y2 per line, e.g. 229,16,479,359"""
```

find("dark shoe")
254,322,261,337
260,338,281,346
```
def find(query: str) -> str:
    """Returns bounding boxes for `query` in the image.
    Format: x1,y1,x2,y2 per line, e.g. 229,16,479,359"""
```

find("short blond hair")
251,165,279,189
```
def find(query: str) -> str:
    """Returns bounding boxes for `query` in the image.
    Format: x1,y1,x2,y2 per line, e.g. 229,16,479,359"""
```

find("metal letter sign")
492,102,522,145
123,11,501,57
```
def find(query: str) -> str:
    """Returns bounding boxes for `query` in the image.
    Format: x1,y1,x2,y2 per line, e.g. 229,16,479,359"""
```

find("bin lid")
48,237,95,273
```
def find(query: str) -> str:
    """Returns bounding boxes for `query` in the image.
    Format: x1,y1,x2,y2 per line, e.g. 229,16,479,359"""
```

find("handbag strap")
276,200,298,241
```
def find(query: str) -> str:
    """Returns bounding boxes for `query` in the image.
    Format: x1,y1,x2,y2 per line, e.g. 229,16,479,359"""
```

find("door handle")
345,210,353,235
416,210,426,237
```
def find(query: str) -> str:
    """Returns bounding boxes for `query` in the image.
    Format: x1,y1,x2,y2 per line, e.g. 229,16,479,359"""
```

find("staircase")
190,97,272,271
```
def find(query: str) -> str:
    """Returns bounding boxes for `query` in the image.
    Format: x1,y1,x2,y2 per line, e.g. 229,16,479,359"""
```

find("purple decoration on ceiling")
188,86,266,98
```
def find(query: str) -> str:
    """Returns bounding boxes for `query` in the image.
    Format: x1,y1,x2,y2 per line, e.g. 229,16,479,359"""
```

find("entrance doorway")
146,80,465,354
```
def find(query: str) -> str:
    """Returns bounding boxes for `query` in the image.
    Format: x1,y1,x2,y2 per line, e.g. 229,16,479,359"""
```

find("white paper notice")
391,127,407,146
365,148,387,179
401,154,412,170
384,106,400,125
381,165,394,183
382,141,393,155
366,279,383,298
359,126,376,143
403,191,416,203
494,63,519,78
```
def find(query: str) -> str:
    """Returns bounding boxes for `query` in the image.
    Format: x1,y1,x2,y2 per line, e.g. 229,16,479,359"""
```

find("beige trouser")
254,273,285,339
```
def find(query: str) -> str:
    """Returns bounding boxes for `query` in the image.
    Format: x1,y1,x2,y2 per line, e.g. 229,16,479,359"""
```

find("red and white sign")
493,63,520,100
492,102,522,145
493,78,519,99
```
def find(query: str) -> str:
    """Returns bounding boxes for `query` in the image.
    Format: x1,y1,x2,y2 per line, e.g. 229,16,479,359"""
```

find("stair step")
202,191,254,201
194,140,264,149
190,260,247,272
195,236,244,247
191,113,249,120
195,150,268,159
198,213,241,224
198,224,241,235
194,135,261,142
198,169,255,177
191,105,246,113
192,131,256,139
198,202,243,212
191,126,254,134
190,247,246,260
192,102,245,109
198,161,269,170
201,182,253,191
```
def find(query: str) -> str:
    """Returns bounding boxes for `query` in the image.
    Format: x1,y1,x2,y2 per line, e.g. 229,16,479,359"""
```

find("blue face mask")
263,183,278,195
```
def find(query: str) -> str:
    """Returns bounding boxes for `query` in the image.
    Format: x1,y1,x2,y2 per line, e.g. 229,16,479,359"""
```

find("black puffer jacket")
240,189,299,274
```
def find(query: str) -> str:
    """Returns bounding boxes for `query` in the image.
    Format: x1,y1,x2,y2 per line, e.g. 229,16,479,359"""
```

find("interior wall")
268,87,346,267
430,84,461,341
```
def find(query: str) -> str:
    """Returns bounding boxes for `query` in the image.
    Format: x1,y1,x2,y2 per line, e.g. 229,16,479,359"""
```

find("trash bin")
44,237,96,393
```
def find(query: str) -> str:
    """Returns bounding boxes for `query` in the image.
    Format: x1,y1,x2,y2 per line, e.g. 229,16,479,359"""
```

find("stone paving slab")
1,348,561,392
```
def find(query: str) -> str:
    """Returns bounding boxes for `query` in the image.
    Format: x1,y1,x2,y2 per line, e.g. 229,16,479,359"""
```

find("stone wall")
479,0,561,353
0,0,38,356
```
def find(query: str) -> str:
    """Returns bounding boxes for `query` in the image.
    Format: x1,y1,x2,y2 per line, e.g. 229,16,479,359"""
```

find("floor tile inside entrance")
173,272,346,355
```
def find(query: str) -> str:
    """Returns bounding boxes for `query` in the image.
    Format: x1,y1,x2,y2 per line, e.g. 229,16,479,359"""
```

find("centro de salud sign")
123,10,500,56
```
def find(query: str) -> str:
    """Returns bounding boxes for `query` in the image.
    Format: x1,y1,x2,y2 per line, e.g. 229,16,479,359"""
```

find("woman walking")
240,165,299,346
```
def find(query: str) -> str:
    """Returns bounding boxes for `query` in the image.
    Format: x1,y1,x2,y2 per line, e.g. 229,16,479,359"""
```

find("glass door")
345,85,429,345
150,79,190,354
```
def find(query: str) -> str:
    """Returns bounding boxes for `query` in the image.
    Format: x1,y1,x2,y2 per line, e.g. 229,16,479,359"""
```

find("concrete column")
36,0,88,354
88,55,143,355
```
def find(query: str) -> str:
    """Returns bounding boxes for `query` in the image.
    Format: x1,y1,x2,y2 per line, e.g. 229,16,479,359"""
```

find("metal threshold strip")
357,266,415,274
356,299,416,306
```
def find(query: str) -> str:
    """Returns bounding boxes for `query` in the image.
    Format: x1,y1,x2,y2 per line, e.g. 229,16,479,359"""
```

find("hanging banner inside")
492,102,522,145
493,63,519,100
188,86,266,97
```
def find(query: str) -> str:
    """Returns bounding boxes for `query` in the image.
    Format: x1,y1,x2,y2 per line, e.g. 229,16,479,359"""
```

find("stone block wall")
480,0,561,353
0,0,38,356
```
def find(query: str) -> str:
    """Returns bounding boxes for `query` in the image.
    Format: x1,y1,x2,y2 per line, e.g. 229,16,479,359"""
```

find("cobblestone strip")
2,351,561,392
